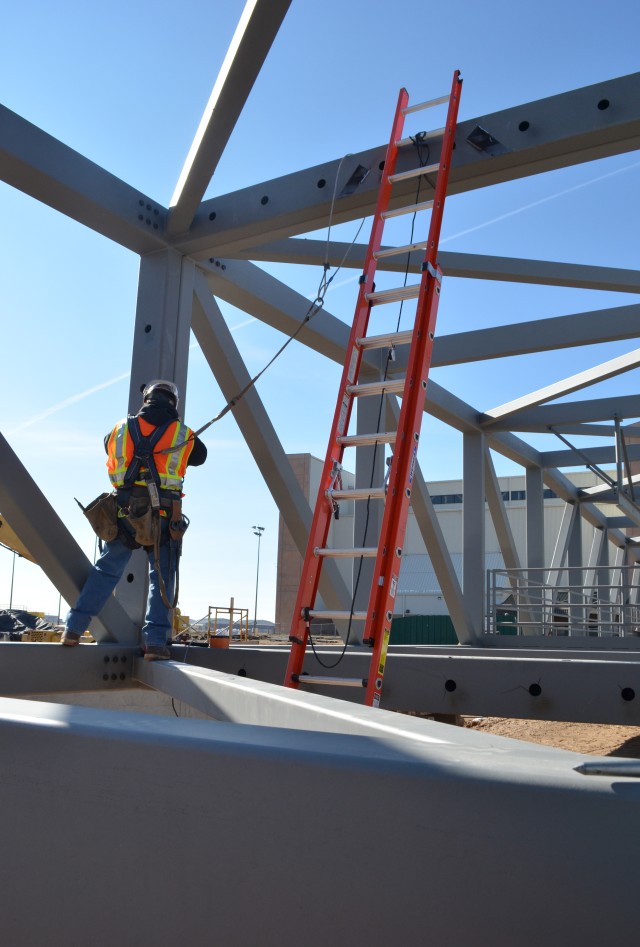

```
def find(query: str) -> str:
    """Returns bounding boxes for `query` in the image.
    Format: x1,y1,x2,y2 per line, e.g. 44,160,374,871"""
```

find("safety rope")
157,155,365,456
150,513,181,610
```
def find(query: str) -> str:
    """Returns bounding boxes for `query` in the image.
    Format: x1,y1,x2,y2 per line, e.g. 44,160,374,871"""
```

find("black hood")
137,397,179,427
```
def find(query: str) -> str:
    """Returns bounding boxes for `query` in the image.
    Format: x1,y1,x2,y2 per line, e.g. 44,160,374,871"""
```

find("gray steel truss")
2,0,640,721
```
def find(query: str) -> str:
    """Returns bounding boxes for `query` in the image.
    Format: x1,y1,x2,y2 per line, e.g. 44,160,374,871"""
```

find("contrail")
10,316,259,433
440,159,640,243
10,372,130,433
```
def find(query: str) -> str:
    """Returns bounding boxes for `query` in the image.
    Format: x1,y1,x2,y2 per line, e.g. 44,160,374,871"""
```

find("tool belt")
76,489,189,548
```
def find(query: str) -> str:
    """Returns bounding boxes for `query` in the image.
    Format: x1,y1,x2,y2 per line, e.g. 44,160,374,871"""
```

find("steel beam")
2,692,639,945
167,0,293,235
485,450,522,571
0,104,168,254
0,642,136,694
483,348,640,424
486,394,640,431
0,434,138,642
432,304,640,367
539,442,640,469
463,432,486,635
526,467,545,569
199,257,357,366
160,644,640,724
174,73,640,259
386,398,479,645
191,271,352,617
241,240,640,295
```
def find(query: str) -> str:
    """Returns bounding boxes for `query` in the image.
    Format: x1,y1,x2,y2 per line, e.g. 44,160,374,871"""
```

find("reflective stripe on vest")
106,418,194,491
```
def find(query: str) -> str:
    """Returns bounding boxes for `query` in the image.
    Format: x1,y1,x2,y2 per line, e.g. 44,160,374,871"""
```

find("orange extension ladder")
284,71,463,707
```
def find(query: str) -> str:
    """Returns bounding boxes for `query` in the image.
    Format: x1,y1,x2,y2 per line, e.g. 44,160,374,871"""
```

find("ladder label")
347,347,359,383
377,627,391,676
409,445,417,484
338,395,350,436
390,575,398,599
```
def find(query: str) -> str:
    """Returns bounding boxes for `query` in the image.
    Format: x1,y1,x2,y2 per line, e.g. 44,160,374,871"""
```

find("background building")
276,454,618,634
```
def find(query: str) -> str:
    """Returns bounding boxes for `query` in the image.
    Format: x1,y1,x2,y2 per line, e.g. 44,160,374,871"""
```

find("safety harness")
118,416,187,609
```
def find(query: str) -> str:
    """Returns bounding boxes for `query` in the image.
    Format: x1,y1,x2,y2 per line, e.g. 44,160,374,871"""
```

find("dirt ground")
463,716,640,759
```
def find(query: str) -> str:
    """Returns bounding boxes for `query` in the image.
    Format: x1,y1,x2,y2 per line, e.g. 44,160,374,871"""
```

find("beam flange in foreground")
1,692,639,946
159,644,640,726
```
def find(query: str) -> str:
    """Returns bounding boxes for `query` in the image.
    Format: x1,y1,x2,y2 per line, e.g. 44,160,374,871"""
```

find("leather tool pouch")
169,498,189,541
79,492,118,543
126,496,156,548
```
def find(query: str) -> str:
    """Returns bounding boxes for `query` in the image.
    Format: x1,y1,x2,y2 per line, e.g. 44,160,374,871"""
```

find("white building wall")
281,457,623,620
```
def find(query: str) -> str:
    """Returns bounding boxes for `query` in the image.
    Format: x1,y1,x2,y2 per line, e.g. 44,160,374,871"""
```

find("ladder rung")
396,126,446,147
305,610,367,621
403,94,449,114
374,241,427,261
366,284,420,304
337,431,396,447
314,546,378,558
292,675,367,688
346,379,406,397
389,162,440,184
327,487,386,501
382,200,434,220
357,330,413,350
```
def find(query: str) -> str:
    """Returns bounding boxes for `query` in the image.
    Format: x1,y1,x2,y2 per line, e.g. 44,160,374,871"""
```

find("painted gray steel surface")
0,690,638,946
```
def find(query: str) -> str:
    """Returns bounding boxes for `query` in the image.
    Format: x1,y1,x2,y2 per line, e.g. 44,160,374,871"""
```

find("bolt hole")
237,668,248,677
126,573,135,584
111,674,117,681
260,195,269,205
144,324,152,334
444,679,457,693
209,211,217,221
597,98,610,110
518,120,530,132
529,683,542,697
621,687,635,702
102,674,109,681
103,656,110,664
317,178,326,188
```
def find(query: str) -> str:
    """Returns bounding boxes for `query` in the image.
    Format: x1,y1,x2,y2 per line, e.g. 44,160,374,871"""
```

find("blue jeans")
66,526,178,649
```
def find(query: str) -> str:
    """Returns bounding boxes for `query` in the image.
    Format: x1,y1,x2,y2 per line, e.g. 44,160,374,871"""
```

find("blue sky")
1,0,639,622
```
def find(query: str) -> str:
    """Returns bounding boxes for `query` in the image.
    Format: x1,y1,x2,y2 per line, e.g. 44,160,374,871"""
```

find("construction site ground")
463,717,640,759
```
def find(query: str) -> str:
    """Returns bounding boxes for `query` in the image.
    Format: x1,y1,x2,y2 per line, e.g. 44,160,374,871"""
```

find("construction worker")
61,380,207,659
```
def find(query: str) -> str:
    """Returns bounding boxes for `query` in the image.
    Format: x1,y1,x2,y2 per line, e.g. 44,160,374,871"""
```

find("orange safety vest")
106,417,195,492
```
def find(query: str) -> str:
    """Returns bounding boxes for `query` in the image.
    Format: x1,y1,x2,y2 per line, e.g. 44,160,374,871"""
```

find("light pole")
9,550,16,610
252,526,265,636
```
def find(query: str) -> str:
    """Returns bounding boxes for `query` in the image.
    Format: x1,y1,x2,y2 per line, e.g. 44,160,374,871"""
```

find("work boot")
61,631,81,647
144,645,171,661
